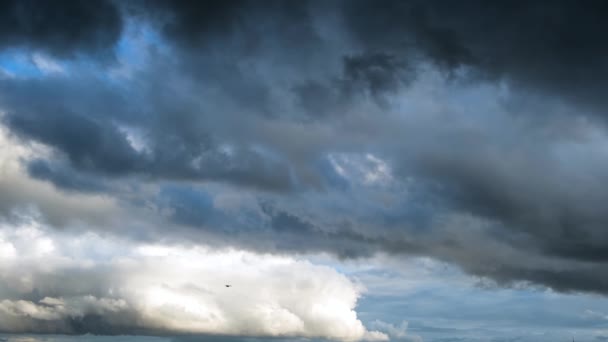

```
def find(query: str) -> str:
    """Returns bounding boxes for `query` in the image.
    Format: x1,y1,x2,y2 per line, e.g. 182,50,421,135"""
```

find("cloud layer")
1,4,608,338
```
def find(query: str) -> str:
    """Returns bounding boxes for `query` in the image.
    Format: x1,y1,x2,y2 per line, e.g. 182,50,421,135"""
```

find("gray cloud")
26,159,108,193
341,0,608,112
0,74,295,191
341,52,414,100
0,0,122,58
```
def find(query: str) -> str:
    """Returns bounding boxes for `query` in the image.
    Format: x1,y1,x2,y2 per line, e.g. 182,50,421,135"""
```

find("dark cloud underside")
0,0,122,57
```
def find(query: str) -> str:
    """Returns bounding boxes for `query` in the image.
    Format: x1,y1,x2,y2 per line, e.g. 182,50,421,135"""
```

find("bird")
225,284,231,287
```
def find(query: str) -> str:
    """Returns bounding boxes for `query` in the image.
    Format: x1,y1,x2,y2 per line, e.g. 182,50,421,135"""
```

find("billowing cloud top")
1,0,608,340
0,221,387,341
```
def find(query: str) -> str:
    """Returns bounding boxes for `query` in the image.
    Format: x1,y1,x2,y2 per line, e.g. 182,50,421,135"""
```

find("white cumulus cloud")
0,222,387,342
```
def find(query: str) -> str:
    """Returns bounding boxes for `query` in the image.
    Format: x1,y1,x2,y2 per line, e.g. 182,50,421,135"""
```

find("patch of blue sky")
0,48,102,80
0,49,45,78
109,20,172,82
0,20,169,84
355,266,608,341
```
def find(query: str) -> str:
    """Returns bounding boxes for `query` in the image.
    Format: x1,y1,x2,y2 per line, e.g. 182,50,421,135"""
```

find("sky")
1,0,608,341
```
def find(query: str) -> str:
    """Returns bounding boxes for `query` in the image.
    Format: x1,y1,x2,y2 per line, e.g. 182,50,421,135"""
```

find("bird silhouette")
225,285,231,287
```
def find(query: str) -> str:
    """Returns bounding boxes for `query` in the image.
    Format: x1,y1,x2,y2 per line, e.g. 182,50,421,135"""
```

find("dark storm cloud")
0,75,295,191
341,0,608,111
140,0,316,46
135,0,608,112
2,0,608,298
293,51,415,115
291,51,414,118
468,262,608,294
384,129,608,294
6,104,145,175
0,0,122,57
398,126,608,265
341,52,413,99
26,159,108,193
125,0,608,110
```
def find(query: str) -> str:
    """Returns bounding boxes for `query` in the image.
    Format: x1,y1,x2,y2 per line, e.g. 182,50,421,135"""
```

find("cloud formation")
0,221,386,341
0,1,608,330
